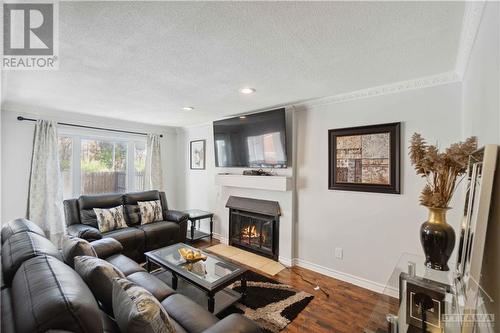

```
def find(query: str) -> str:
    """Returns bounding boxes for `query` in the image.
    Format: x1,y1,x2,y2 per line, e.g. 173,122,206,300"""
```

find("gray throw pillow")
74,256,125,314
61,236,97,267
112,277,175,333
93,205,128,233
138,200,163,225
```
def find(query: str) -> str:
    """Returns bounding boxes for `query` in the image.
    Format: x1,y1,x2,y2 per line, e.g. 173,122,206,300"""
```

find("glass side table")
364,253,462,333
184,209,214,242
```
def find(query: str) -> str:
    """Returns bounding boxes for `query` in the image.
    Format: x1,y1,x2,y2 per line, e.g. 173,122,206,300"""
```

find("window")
58,136,73,199
58,133,147,198
80,139,128,194
134,142,146,191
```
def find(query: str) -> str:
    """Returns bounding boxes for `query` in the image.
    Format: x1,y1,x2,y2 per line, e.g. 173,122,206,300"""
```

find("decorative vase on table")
409,133,477,272
420,206,455,271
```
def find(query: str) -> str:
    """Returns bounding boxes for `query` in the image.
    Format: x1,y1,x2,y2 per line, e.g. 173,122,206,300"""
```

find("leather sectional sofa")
64,190,188,261
0,218,261,333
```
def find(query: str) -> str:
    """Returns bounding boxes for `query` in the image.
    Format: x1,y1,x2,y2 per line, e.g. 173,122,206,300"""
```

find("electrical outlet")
335,247,343,259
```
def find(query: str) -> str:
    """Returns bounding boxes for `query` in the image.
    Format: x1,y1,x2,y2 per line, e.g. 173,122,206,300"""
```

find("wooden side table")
184,209,214,242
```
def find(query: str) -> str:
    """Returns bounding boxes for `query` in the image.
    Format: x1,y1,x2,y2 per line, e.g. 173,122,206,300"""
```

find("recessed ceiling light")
182,106,194,111
239,116,246,119
239,87,255,94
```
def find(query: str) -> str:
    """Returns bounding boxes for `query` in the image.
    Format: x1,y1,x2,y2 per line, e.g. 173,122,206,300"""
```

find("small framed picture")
190,140,206,170
328,122,401,193
404,276,449,333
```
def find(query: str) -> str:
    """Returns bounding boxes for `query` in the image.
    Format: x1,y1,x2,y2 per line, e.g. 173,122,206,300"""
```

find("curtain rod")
17,116,163,138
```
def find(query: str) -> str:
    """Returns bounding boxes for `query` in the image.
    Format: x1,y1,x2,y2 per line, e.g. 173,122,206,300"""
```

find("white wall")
294,83,463,289
1,109,179,223
462,2,500,144
178,82,464,290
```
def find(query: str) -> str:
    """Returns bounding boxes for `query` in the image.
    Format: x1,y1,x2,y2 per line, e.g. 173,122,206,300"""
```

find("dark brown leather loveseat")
0,218,261,333
64,190,188,261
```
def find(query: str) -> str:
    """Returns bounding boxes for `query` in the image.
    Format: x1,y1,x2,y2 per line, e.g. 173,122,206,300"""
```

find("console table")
363,253,467,333
184,209,214,242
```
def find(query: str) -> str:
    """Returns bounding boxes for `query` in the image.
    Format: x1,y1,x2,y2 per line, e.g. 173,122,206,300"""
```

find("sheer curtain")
145,134,163,190
28,120,65,245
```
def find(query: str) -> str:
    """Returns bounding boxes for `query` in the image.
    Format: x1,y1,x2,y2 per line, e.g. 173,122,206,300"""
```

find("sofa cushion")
103,227,145,261
161,294,219,333
123,190,161,225
1,218,45,244
94,205,128,233
12,255,103,333
170,319,188,333
127,271,176,302
91,238,124,258
105,253,145,276
1,231,62,284
74,256,126,315
1,288,15,333
137,221,180,251
67,224,103,240
100,310,121,333
79,194,123,228
139,200,164,225
112,277,175,333
62,236,97,267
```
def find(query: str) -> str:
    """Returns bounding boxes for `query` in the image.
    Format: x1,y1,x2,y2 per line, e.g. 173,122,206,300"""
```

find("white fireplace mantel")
215,174,293,192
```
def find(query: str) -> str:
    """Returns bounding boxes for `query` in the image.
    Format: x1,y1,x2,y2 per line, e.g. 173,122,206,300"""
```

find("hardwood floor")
193,238,397,333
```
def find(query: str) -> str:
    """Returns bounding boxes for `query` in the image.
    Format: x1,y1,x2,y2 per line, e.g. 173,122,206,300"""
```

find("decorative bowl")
178,248,207,263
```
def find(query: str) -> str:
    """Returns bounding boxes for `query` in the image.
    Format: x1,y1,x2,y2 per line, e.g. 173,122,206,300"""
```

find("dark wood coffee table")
145,243,247,313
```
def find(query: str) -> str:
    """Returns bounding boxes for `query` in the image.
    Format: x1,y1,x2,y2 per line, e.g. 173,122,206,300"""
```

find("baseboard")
212,233,228,245
293,258,399,297
278,256,293,267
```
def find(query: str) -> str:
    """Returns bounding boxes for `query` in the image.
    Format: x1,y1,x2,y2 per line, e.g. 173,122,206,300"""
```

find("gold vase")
420,207,455,271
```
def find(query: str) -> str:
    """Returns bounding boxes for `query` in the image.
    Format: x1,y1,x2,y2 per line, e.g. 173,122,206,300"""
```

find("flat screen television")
213,108,287,168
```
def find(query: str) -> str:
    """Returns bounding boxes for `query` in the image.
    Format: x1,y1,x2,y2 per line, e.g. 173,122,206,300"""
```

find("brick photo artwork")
336,133,390,185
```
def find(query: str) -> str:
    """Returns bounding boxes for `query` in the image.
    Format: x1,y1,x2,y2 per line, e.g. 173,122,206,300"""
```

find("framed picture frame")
403,275,449,333
190,140,206,170
328,122,400,193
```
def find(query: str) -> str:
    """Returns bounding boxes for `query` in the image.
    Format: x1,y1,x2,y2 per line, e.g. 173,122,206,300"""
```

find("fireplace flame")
242,225,260,239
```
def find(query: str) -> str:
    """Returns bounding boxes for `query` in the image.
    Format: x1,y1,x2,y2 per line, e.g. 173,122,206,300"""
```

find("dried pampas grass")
409,133,477,208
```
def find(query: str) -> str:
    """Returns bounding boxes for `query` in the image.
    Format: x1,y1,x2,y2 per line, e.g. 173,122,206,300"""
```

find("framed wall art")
190,140,206,170
328,122,401,193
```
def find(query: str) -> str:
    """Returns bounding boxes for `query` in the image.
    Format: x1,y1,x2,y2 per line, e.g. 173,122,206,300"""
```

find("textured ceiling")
2,1,465,126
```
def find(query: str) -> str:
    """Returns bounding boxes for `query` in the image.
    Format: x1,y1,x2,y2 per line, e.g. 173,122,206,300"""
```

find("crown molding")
455,1,486,80
180,71,461,129
295,71,460,109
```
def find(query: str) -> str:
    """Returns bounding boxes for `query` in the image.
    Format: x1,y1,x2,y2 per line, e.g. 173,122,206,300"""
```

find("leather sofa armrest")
91,238,123,258
66,224,102,241
201,314,262,333
164,210,189,223
63,199,81,226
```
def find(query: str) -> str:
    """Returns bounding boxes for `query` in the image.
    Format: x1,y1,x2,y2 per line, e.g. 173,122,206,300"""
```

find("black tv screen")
213,108,287,168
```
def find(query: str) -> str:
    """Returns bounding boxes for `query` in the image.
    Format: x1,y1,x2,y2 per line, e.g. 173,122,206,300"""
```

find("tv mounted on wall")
213,108,287,168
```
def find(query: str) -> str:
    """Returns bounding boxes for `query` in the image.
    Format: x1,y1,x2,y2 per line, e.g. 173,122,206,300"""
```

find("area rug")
153,269,313,333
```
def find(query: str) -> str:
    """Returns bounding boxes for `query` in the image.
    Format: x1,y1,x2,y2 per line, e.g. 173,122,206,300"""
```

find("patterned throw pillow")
74,255,126,314
61,236,97,267
138,200,163,225
94,205,128,233
112,277,175,333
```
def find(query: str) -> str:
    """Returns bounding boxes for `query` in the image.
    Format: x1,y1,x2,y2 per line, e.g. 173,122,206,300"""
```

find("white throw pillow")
94,205,128,233
138,200,163,225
